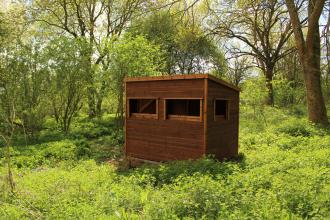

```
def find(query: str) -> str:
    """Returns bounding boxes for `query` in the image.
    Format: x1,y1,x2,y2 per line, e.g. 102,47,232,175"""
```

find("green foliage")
109,34,163,78
70,120,111,139
0,12,7,44
0,41,49,138
241,76,268,106
2,3,329,218
109,34,164,122
129,10,227,74
107,129,124,147
0,139,90,168
1,107,330,219
273,77,305,107
133,157,240,186
240,76,268,125
46,37,89,133
275,118,321,137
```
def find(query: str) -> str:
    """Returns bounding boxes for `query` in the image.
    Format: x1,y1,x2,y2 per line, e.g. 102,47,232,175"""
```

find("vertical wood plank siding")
203,78,208,155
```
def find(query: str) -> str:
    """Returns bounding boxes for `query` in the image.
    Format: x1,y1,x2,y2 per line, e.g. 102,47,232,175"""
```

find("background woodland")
0,0,330,219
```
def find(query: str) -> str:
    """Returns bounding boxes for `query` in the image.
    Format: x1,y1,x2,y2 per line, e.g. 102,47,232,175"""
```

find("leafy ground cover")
0,107,329,219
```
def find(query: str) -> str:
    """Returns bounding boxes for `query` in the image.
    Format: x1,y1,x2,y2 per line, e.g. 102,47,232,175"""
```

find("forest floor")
0,106,330,219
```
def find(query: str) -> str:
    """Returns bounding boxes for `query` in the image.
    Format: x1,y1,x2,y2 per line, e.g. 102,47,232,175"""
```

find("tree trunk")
326,65,330,102
83,40,97,118
115,79,125,128
95,81,107,117
303,14,328,126
304,64,328,125
87,87,96,118
265,68,274,106
303,56,328,125
116,91,124,128
285,0,328,126
96,97,102,117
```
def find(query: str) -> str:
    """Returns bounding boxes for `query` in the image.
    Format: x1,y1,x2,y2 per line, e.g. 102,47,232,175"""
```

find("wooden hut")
125,74,239,163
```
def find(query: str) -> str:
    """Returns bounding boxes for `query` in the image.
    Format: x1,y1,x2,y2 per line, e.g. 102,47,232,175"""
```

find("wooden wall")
125,79,205,161
126,79,205,98
206,79,239,159
125,78,239,162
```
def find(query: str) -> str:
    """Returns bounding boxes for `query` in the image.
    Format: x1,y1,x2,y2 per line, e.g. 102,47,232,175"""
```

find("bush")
1,106,330,219
70,120,112,139
108,129,124,147
132,157,240,186
74,139,92,159
0,140,92,168
275,118,319,137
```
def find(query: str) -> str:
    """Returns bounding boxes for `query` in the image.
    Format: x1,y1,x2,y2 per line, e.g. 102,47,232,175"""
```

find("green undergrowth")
0,107,330,219
0,114,124,168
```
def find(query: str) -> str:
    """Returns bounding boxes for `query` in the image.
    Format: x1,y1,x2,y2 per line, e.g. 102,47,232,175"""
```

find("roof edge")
125,74,240,92
206,74,240,92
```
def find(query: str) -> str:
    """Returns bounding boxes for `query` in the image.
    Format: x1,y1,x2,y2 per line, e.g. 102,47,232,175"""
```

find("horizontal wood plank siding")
125,74,240,92
125,76,239,162
126,118,204,161
206,79,239,159
126,79,204,99
126,79,204,161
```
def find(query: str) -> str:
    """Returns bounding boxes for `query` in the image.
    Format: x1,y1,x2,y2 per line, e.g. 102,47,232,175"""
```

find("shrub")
74,139,92,159
1,106,330,219
276,118,316,137
41,140,76,160
132,158,240,186
1,140,93,168
70,120,112,139
108,129,124,147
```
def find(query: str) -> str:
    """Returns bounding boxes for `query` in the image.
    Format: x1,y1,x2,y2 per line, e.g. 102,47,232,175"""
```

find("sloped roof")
125,74,240,92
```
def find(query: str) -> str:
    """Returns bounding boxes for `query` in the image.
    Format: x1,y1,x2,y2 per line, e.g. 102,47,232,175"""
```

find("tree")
109,35,163,126
0,5,48,139
0,10,21,192
46,37,88,133
225,56,251,87
285,0,328,125
208,0,296,105
321,5,330,102
0,101,16,193
275,40,305,105
7,43,49,138
241,76,268,122
175,24,227,74
130,10,227,75
31,0,148,117
0,12,7,45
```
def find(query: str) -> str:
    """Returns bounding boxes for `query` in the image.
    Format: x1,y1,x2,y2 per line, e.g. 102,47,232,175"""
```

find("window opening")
215,99,228,120
129,99,157,118
165,99,202,121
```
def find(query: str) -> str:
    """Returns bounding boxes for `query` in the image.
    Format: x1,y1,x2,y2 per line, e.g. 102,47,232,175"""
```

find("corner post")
203,78,208,156
124,80,127,158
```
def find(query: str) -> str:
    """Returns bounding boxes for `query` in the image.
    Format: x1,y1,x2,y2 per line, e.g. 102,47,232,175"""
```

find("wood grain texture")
203,78,208,155
125,75,239,162
206,79,239,159
126,79,204,98
125,74,240,92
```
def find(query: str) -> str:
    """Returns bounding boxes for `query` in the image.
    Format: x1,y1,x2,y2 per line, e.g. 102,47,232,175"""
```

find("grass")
0,107,329,219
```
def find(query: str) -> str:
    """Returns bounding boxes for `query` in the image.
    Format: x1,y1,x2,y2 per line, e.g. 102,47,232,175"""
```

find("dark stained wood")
126,79,204,98
124,78,127,155
203,78,208,155
125,74,240,92
206,79,239,159
125,74,239,163
126,115,204,161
